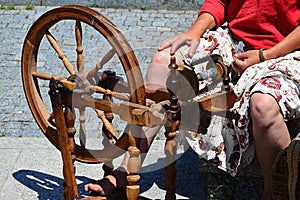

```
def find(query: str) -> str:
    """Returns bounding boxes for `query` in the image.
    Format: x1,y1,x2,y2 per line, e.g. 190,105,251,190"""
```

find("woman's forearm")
185,12,217,41
265,26,300,60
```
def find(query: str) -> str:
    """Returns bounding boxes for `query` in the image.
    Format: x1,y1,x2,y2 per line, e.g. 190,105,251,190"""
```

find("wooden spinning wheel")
21,5,147,163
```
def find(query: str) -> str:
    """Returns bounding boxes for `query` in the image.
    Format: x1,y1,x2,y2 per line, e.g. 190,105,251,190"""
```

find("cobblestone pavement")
0,6,198,137
0,0,204,10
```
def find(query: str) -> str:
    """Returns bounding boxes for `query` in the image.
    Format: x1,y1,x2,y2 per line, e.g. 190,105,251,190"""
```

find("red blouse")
199,0,300,49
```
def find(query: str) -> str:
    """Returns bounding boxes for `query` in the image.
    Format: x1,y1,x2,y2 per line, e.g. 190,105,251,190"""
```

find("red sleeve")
198,0,229,27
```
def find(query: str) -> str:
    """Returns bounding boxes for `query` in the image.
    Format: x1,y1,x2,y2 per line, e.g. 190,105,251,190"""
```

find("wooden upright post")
164,96,181,200
49,78,78,200
126,124,142,200
102,94,114,177
164,56,181,200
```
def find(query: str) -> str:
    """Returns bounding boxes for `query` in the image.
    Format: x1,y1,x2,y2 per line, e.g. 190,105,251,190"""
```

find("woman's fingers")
158,36,175,51
232,59,243,74
158,33,192,55
188,39,199,58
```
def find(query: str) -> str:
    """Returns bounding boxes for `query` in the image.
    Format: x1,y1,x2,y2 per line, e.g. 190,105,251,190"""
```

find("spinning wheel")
21,5,146,163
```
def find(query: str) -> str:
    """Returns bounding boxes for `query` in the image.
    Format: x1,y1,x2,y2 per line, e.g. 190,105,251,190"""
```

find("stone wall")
0,0,204,10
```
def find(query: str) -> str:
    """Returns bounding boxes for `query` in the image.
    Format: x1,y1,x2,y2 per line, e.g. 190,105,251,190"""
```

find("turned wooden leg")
126,124,141,200
164,131,177,200
78,107,86,148
49,79,78,200
164,96,181,200
64,106,78,200
163,56,181,200
102,94,114,177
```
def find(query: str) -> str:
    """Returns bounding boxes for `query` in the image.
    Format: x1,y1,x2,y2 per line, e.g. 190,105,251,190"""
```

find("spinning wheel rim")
21,5,145,163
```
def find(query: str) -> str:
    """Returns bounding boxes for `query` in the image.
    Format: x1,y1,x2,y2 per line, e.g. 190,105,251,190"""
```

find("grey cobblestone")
0,0,204,10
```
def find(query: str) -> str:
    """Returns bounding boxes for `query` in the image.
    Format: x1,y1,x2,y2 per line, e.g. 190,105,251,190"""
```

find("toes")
85,183,105,195
84,184,89,192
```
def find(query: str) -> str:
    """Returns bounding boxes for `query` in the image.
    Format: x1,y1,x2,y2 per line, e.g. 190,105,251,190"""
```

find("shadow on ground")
140,147,207,199
13,169,90,199
13,148,207,199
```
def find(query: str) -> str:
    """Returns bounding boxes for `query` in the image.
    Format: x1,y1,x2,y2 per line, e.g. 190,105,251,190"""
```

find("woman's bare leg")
250,93,290,200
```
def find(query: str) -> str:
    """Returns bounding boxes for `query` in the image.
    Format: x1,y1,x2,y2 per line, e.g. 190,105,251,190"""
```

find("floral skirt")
180,27,300,176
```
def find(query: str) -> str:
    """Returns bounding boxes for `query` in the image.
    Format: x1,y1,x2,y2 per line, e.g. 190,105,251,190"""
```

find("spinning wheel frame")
21,5,146,163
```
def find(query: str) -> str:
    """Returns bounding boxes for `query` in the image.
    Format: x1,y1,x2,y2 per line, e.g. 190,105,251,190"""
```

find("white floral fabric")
180,27,300,176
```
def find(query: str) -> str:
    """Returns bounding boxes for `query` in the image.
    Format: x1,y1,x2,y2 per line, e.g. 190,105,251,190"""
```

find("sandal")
87,167,128,196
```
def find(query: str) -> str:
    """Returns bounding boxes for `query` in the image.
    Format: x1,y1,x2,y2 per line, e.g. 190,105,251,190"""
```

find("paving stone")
0,0,205,10
22,129,44,137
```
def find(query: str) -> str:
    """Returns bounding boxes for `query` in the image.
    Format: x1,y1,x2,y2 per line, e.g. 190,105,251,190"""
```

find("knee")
150,48,184,67
145,49,173,90
146,48,184,90
151,49,170,64
250,93,281,128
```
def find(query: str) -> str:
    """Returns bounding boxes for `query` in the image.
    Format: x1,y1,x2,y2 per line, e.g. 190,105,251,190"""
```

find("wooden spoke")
32,71,76,91
95,109,119,140
75,20,84,73
78,108,86,147
90,85,130,101
87,48,116,79
46,31,76,76
32,71,130,100
32,71,62,80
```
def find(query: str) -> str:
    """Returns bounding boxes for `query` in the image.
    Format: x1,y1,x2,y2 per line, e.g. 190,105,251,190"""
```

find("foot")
84,167,128,196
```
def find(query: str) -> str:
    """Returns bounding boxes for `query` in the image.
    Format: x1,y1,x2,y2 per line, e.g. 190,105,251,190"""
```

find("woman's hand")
157,12,216,57
233,26,300,74
232,50,261,73
158,32,200,57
